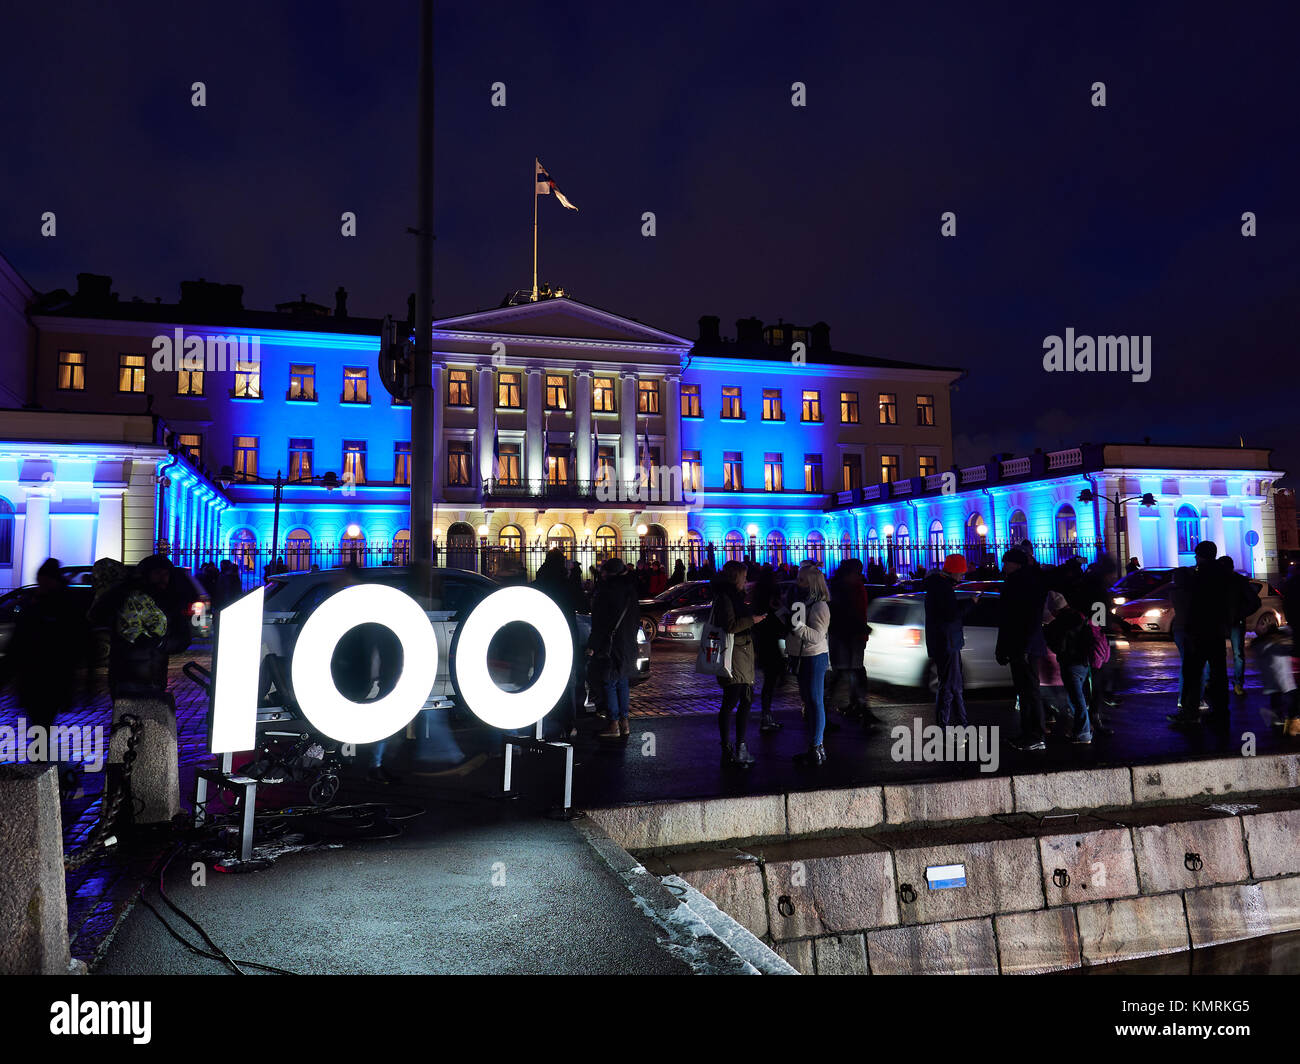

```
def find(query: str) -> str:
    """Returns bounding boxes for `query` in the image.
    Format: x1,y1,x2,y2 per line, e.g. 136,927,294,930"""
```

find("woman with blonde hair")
788,564,832,766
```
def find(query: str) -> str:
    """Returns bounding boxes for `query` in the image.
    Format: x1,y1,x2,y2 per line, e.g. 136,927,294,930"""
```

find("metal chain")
64,713,142,871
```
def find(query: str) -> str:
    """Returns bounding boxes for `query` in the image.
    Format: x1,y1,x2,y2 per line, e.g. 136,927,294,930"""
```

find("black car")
637,579,714,640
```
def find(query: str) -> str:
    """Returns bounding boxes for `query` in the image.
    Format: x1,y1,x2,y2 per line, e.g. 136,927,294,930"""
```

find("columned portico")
574,371,593,486
95,489,125,561
476,365,494,485
20,488,51,585
620,372,637,480
525,369,544,483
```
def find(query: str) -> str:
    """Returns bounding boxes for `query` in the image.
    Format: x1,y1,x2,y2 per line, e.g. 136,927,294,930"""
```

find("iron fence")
165,536,1108,592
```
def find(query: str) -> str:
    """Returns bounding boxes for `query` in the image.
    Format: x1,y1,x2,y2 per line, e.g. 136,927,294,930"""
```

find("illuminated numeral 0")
210,584,573,752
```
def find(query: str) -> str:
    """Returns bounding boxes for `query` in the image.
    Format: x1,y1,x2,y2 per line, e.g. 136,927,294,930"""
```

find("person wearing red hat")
922,554,976,728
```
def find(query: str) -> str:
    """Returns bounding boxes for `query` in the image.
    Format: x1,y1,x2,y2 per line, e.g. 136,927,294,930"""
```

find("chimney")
75,273,114,305
811,321,831,352
735,316,763,345
697,315,720,344
335,286,348,318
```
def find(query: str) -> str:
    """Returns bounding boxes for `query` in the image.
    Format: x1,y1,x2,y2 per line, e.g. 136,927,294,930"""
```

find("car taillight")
902,627,922,647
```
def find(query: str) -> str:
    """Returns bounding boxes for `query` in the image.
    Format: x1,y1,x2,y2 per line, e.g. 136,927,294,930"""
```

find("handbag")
695,605,735,678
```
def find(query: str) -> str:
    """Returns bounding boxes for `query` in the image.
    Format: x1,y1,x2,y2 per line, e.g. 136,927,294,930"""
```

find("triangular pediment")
433,297,689,348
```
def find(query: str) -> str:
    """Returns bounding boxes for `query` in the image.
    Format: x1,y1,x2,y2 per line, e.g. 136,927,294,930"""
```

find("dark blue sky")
2,1,1296,474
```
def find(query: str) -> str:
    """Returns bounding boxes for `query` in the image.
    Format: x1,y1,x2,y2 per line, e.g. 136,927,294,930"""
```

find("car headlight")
1113,596,1127,605
637,628,647,644
1143,608,1166,618
674,613,697,625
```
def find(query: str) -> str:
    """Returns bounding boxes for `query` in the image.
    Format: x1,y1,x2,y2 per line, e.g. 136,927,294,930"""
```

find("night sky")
3,1,1297,477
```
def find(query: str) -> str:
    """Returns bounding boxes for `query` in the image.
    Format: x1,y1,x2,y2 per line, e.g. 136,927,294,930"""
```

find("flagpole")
532,157,539,302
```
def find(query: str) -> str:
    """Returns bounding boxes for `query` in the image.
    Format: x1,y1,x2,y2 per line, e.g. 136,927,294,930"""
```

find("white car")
863,591,1012,691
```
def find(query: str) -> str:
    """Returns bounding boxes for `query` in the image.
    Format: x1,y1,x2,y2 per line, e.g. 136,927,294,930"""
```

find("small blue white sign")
926,863,967,890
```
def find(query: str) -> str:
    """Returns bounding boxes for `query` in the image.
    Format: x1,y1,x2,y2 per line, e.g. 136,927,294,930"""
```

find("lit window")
919,455,937,478
178,433,202,465
722,386,742,419
288,364,315,401
448,369,472,406
682,450,701,492
916,394,935,426
233,436,258,480
497,444,521,486
680,384,701,417
286,529,312,571
394,442,411,486
764,453,784,492
842,454,862,491
448,440,472,486
178,366,204,396
547,443,570,485
762,389,783,420
234,358,261,398
637,379,660,414
801,390,821,422
343,367,368,403
58,351,85,391
880,454,899,483
546,374,569,409
804,454,823,493
596,446,616,486
593,377,616,413
723,451,743,490
118,353,146,394
497,372,521,408
878,393,897,425
840,391,859,424
288,438,313,481
343,440,366,485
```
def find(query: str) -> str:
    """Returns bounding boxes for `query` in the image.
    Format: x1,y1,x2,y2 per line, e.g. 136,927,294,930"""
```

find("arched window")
1176,505,1200,556
724,530,745,561
687,530,704,565
547,523,576,555
895,524,910,574
446,521,476,571
867,528,879,563
1008,509,1028,544
231,528,257,572
965,513,985,543
929,520,945,566
285,528,312,571
499,524,523,554
840,531,853,569
1056,504,1077,544
594,525,618,558
766,530,787,565
392,529,411,566
806,530,825,566
644,523,668,566
0,497,15,567
340,528,366,567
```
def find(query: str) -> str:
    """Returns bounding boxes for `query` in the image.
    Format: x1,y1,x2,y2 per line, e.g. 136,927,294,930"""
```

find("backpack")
1086,622,1110,669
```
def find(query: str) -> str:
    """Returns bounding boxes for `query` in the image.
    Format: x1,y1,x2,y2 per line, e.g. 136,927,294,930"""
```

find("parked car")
1113,575,1284,637
256,566,646,725
863,591,1012,690
638,579,713,641
1108,568,1175,606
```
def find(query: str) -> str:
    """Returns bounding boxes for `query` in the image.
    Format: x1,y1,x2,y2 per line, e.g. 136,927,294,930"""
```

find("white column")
620,372,638,482
95,490,125,562
526,369,544,485
1158,502,1180,566
665,373,681,474
1208,502,1225,555
476,366,494,487
574,371,592,487
430,364,445,499
21,490,51,586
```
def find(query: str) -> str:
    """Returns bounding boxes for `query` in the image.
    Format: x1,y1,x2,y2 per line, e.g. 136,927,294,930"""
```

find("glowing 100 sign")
210,584,574,752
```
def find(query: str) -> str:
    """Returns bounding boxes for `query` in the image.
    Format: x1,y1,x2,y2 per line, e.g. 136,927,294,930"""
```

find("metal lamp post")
219,466,338,573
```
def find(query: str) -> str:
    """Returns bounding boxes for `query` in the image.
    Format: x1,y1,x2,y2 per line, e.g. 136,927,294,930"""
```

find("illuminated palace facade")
0,258,1286,588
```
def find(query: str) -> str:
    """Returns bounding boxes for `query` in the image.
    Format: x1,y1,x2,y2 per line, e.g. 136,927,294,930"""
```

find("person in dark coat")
534,549,580,738
996,548,1049,750
1219,556,1258,696
588,558,641,741
711,560,764,766
923,554,975,728
750,568,788,735
667,559,686,589
828,558,879,726
90,553,192,700
1168,541,1234,727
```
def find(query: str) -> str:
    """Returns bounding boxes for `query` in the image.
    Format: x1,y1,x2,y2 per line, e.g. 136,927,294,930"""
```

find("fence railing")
166,536,1108,592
